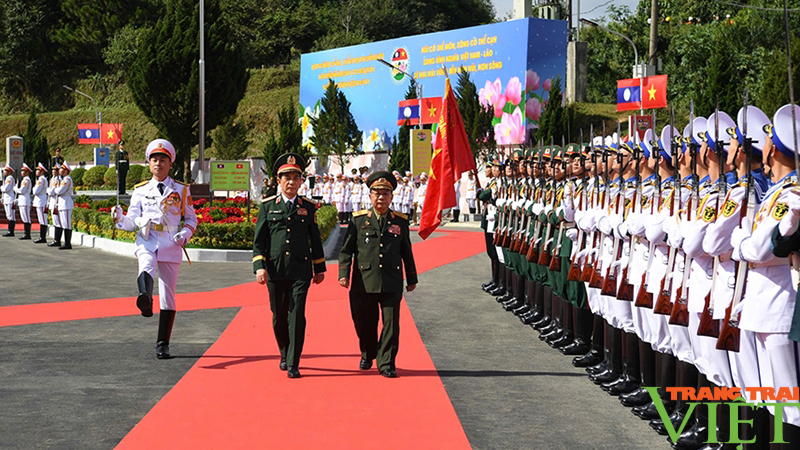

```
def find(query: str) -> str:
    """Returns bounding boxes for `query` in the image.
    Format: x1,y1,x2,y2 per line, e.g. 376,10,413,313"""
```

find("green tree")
759,36,800,116
213,116,252,160
536,76,567,144
310,79,360,174
455,68,494,164
389,80,417,174
128,0,249,181
262,98,305,173
22,111,49,170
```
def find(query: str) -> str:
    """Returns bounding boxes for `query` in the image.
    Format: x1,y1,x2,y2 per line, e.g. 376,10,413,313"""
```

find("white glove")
173,229,191,246
667,226,684,248
531,203,544,216
111,205,124,223
565,228,578,242
730,226,750,261
778,189,800,236
616,221,630,241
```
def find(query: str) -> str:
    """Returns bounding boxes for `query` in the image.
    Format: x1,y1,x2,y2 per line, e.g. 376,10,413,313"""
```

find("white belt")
149,223,177,233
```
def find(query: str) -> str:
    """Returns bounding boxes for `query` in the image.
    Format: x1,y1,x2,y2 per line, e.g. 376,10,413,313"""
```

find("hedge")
83,165,106,187
71,167,86,186
126,165,146,188
103,166,117,188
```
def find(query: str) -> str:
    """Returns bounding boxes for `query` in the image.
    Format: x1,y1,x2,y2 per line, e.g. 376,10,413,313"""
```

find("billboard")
299,18,568,151
211,161,250,191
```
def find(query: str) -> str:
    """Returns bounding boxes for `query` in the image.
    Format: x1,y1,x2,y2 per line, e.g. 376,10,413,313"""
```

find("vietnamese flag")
420,96,443,125
641,75,668,110
101,123,123,144
418,77,475,240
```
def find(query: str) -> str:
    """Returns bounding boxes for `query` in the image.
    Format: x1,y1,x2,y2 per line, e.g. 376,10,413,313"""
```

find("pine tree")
309,79,361,174
128,0,249,181
263,98,306,173
698,28,742,116
759,36,800,116
536,76,567,144
22,110,49,172
213,116,251,161
455,68,494,163
389,80,417,174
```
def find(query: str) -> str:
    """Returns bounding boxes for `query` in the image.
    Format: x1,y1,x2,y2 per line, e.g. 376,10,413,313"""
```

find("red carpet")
1,230,485,449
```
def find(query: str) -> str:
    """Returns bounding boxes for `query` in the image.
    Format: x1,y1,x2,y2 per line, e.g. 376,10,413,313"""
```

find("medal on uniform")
365,237,370,243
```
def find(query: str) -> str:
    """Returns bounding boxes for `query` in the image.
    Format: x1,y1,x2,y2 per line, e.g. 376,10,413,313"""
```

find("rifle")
549,136,569,272
602,123,625,296
493,159,508,246
617,133,640,301
514,150,532,253
717,93,751,352
636,111,659,308
589,123,608,288
582,138,601,282
670,102,699,326
538,139,557,267
654,106,680,315
517,155,533,256
569,128,590,281
526,141,546,262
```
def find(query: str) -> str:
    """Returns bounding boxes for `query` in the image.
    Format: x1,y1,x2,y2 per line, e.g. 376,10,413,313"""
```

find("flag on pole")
397,99,420,126
77,124,101,144
616,78,642,112
616,75,668,112
418,77,476,240
101,123,123,144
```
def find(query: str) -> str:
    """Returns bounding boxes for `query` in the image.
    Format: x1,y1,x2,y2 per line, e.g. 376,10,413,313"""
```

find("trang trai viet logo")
644,386,800,446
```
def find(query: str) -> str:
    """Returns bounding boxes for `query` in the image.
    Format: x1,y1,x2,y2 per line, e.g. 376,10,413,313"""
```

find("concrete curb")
49,223,345,263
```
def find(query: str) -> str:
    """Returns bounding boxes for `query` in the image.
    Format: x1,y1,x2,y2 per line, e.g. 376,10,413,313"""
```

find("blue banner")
299,18,567,150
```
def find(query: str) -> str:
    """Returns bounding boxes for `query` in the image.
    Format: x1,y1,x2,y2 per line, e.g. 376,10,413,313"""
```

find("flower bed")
68,195,338,250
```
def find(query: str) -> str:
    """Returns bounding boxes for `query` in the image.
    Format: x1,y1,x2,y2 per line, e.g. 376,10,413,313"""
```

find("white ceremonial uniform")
343,181,352,213
392,181,403,211
466,177,477,211
350,182,362,212
454,179,462,212
360,182,371,210
47,175,60,227
14,176,32,223
416,180,427,215
32,175,48,225
54,175,74,230
312,181,323,199
322,181,332,204
730,173,800,426
116,177,198,310
333,180,345,212
2,174,15,221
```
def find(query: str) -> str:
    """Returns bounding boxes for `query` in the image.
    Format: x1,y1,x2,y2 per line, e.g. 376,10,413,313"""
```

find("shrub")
71,167,86,186
104,166,118,188
316,204,338,242
126,164,145,188
83,166,107,187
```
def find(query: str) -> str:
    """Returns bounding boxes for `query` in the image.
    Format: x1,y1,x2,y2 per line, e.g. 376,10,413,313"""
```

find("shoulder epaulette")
392,211,408,220
174,180,189,186
134,180,148,188
353,210,369,217
261,194,277,203
301,196,315,204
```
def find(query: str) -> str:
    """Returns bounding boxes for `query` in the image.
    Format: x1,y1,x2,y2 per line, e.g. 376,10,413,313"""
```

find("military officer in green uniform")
253,153,326,379
338,171,418,378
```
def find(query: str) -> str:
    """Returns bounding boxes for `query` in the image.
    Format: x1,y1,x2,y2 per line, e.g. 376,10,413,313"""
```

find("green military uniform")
339,171,418,376
252,153,326,375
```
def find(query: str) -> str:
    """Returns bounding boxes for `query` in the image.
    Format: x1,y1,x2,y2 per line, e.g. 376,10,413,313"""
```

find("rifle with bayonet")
589,123,608,288
654,106,680,315
549,137,569,272
569,128,590,281
636,110,660,308
602,123,625,296
617,133,640,301
537,139,557,267
670,104,699,326
526,141,546,263
582,135,601,283
717,93,750,352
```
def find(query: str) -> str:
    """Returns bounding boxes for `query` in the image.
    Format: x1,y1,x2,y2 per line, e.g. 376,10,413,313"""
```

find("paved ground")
0,231,671,450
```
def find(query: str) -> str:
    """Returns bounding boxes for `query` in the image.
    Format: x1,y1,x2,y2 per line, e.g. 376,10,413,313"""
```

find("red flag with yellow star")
100,123,123,144
418,77,475,240
641,75,667,110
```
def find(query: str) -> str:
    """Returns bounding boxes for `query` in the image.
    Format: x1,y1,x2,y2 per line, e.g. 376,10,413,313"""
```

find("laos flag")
397,99,420,126
617,78,641,112
77,123,100,144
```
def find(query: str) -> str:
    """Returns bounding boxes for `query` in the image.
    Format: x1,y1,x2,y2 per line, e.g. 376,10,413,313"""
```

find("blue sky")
491,0,642,22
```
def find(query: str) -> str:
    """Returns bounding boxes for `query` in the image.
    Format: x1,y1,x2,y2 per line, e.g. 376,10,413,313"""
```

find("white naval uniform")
32,175,48,225
14,176,32,223
466,177,477,211
116,177,198,311
624,176,656,344
47,176,60,227
2,175,15,221
333,181,345,212
350,182,363,212
416,181,427,216
730,173,800,426
54,175,74,230
360,182,371,210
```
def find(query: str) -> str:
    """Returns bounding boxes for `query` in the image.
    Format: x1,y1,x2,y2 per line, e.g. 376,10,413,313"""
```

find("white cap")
145,139,176,161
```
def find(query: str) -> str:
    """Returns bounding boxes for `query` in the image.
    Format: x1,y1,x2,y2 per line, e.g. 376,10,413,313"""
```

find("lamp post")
580,18,641,113
198,0,206,184
64,85,102,149
378,59,422,130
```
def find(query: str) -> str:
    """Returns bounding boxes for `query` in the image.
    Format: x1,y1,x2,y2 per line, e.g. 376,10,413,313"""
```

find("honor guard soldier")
32,163,49,243
112,139,198,359
15,163,33,240
54,162,75,249
2,164,16,236
47,164,62,247
338,171,418,377
253,152,326,378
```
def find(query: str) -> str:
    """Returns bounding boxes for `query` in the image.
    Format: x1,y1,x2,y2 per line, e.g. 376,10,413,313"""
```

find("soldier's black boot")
620,340,657,407
3,220,15,236
489,267,508,297
672,377,714,449
34,224,47,243
156,310,176,359
58,229,72,249
136,272,154,317
590,324,621,383
562,305,592,355
18,222,31,240
533,286,554,330
603,332,641,395
651,361,697,435
451,210,459,222
48,226,62,246
550,300,575,348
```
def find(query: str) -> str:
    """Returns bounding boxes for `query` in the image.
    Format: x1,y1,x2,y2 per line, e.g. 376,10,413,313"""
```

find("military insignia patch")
389,224,401,235
773,202,790,220
702,206,717,223
722,200,737,217
297,208,308,215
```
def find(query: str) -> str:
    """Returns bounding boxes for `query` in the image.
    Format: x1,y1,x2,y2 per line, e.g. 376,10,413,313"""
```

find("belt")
718,251,733,263
149,223,176,233
750,257,789,269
